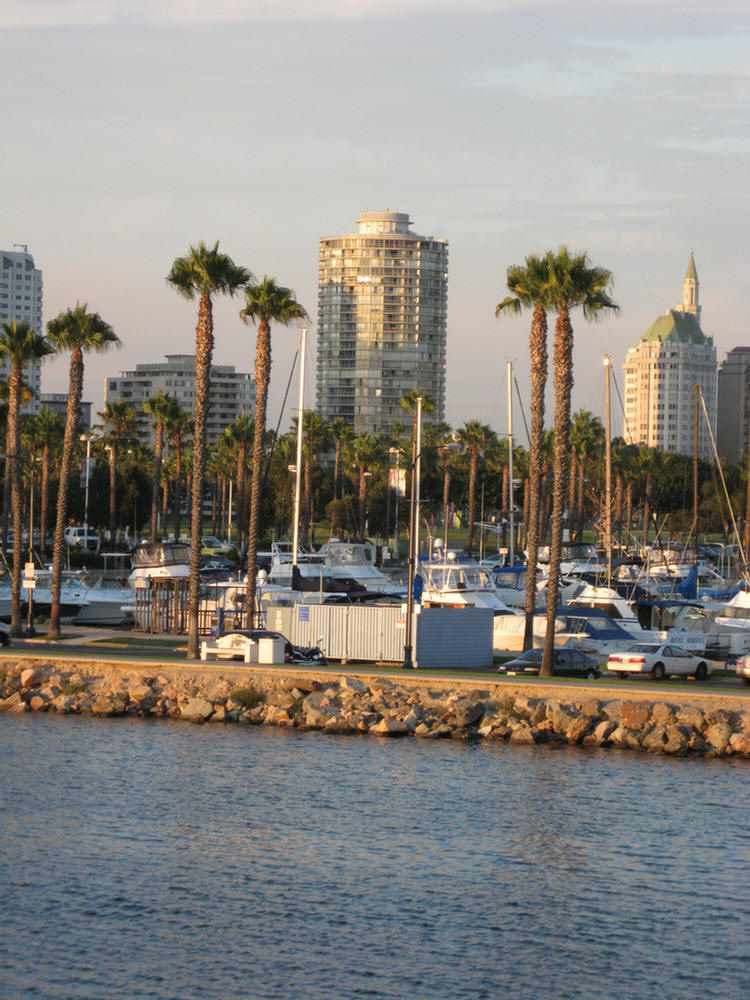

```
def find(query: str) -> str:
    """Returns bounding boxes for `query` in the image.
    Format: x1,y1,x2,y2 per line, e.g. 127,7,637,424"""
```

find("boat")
316,538,398,591
70,574,133,627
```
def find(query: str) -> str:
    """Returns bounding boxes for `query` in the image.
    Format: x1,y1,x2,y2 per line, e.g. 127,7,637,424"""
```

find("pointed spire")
685,251,698,281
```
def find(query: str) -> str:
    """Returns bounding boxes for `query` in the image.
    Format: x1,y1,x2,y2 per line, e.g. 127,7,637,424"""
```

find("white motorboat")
70,574,133,627
316,538,397,591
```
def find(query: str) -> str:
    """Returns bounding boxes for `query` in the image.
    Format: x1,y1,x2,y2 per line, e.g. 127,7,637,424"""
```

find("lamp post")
80,433,96,550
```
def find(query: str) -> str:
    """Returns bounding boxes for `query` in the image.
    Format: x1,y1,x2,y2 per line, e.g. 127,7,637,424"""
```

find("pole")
83,436,91,550
26,463,35,636
292,327,308,567
693,383,699,568
605,355,612,588
403,396,423,670
507,361,514,565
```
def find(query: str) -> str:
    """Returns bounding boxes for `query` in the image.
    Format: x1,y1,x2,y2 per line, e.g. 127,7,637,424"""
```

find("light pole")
80,433,96,550
403,396,423,670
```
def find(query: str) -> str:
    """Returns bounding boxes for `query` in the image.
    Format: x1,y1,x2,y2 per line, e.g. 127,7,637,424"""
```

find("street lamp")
80,433,97,550
403,397,423,670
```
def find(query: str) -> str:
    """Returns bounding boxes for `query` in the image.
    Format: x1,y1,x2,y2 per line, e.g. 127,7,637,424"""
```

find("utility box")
258,637,286,664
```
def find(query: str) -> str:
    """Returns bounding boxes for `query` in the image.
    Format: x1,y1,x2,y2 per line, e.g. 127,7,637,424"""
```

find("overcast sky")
3,0,748,441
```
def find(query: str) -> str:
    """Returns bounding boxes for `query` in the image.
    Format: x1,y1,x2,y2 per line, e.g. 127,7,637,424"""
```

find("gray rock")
705,722,732,754
21,667,45,689
340,675,367,694
453,698,484,727
179,697,214,723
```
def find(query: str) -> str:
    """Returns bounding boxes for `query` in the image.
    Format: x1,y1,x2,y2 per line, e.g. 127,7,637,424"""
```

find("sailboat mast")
507,361,514,566
604,355,612,588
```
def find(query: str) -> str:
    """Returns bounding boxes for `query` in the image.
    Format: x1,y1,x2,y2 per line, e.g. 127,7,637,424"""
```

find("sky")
3,0,749,442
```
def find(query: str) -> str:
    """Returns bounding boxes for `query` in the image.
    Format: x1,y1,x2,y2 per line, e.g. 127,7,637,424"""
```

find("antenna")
13,243,28,253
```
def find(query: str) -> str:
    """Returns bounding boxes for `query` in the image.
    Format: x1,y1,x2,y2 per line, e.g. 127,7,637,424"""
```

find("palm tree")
347,433,385,541
0,321,53,635
46,304,120,639
541,247,618,676
28,408,64,558
164,402,192,541
167,241,251,658
330,418,354,502
222,414,254,552
97,399,138,543
456,421,494,556
240,277,307,627
497,252,551,649
143,390,181,543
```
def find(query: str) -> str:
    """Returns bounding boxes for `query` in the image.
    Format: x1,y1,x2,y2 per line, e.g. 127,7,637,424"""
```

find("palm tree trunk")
9,364,23,635
246,320,271,627
49,347,84,639
467,448,478,556
236,442,246,551
40,445,50,557
542,307,573,676
187,292,213,658
150,422,163,544
524,305,547,650
442,466,451,548
108,442,118,541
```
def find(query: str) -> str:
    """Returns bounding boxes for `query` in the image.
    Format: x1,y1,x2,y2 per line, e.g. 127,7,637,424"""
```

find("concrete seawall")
1,655,749,758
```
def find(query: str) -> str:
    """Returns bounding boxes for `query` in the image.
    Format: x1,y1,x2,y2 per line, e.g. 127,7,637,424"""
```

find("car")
734,654,750,686
607,642,710,681
64,526,99,551
498,647,602,679
201,536,237,559
0,622,11,647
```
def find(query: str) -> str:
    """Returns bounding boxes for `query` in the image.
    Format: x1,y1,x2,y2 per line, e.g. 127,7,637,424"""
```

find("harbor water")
1,714,748,1000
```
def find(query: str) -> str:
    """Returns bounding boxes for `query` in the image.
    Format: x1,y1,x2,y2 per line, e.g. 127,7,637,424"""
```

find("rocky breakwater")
1,658,750,759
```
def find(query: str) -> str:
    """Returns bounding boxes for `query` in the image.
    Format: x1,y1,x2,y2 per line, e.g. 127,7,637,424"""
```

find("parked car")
734,654,750,685
498,647,602,679
607,642,710,681
63,526,99,551
0,622,11,647
201,536,237,559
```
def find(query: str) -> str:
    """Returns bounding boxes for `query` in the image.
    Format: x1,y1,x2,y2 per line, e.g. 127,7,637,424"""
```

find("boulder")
641,725,667,753
453,698,484,727
305,705,341,729
21,666,45,689
705,722,732,754
1,691,24,711
91,694,126,717
650,703,677,727
729,731,750,755
676,705,704,729
209,705,227,723
664,724,690,756
179,697,214,723
619,701,651,730
583,720,616,746
369,715,409,736
340,675,367,694
509,723,536,745
564,714,592,745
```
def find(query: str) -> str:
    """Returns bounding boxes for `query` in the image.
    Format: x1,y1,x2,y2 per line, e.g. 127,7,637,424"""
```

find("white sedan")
607,643,710,681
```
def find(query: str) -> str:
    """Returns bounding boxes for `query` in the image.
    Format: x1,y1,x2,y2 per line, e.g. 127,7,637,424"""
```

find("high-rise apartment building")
716,347,750,463
0,248,44,410
105,354,255,448
623,255,717,459
316,211,448,435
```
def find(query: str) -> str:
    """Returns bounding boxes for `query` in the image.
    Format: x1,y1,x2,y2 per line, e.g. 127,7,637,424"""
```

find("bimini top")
640,309,711,347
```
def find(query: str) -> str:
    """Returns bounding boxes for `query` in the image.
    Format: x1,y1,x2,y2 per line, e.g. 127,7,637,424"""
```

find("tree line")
1,243,746,669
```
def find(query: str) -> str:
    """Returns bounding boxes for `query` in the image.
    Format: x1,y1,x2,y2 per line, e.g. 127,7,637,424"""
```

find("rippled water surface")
1,714,748,1000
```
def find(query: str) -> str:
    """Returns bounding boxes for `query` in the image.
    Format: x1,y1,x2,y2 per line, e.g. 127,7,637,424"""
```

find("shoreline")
1,653,749,758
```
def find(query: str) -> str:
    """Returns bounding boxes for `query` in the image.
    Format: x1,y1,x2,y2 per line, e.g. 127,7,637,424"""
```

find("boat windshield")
132,543,190,568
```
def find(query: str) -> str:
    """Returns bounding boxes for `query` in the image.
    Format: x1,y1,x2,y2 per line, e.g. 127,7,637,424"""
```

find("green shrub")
229,686,262,709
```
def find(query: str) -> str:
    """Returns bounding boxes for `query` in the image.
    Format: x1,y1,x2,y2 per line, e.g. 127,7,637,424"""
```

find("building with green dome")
622,254,716,459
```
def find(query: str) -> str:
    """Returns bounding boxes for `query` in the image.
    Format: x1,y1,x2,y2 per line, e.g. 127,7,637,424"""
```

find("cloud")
4,0,512,29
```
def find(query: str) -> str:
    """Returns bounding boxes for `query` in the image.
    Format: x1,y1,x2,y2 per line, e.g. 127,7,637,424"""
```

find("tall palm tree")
0,321,54,635
330,417,354,501
347,433,385,542
497,252,551,649
28,407,64,557
541,247,618,676
240,277,307,627
142,390,181,544
456,420,494,556
164,402,192,541
222,414,254,552
46,304,120,639
97,399,138,543
167,241,251,658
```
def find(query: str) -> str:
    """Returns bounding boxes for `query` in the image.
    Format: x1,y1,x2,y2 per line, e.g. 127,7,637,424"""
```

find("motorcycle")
287,635,327,665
